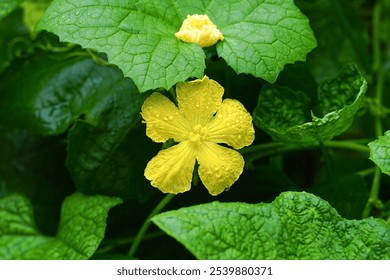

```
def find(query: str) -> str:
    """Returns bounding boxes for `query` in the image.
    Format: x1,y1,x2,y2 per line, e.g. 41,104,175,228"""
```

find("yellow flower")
175,14,224,48
141,76,255,196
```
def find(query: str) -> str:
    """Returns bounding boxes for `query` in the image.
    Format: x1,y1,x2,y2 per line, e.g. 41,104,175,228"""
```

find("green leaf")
0,51,138,135
0,0,24,20
215,0,317,83
67,122,159,201
36,0,205,92
368,131,390,175
153,191,390,260
253,64,367,145
0,192,121,260
65,85,158,201
36,0,316,91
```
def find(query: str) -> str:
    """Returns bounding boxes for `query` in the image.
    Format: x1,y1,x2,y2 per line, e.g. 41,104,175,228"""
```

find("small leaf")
369,131,390,175
0,52,138,135
253,64,367,145
153,191,390,259
37,0,316,91
0,192,121,260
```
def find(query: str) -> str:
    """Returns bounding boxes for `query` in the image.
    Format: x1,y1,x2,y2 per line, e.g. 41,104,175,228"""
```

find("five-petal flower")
141,76,254,196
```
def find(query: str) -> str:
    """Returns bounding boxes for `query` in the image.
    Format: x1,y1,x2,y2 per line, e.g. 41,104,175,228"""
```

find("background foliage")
1,0,390,260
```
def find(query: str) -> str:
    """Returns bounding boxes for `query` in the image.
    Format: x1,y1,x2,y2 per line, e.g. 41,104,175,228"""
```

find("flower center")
188,124,208,144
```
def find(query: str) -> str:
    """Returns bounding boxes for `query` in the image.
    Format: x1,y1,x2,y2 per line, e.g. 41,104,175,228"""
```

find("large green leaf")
0,192,121,259
368,131,390,175
36,0,316,92
253,64,367,145
215,0,316,83
36,0,205,92
0,51,138,135
153,191,390,260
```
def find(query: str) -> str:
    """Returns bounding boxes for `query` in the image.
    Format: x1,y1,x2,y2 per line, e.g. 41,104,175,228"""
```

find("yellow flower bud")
175,14,224,48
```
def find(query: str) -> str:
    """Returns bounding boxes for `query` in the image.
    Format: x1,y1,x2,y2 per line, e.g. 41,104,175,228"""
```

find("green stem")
243,140,369,165
355,167,376,177
98,231,165,255
238,142,285,155
363,0,384,218
244,145,307,167
363,168,382,218
323,141,370,154
128,194,175,257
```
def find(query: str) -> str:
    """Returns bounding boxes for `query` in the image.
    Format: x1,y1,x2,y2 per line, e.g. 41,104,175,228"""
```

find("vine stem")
238,142,284,155
128,194,176,257
363,0,384,218
323,140,370,154
242,140,370,167
98,231,165,255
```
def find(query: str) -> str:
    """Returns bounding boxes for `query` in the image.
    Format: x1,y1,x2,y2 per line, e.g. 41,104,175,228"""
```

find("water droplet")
237,135,242,139
195,102,200,108
163,116,168,121
169,116,174,120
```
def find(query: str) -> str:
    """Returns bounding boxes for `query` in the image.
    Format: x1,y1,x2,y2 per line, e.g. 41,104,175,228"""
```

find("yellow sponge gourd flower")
141,76,254,195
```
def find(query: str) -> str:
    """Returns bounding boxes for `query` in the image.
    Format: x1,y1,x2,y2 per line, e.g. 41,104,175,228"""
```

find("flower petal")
175,14,224,48
176,76,223,127
196,142,245,196
205,99,255,149
144,141,196,194
141,92,190,143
